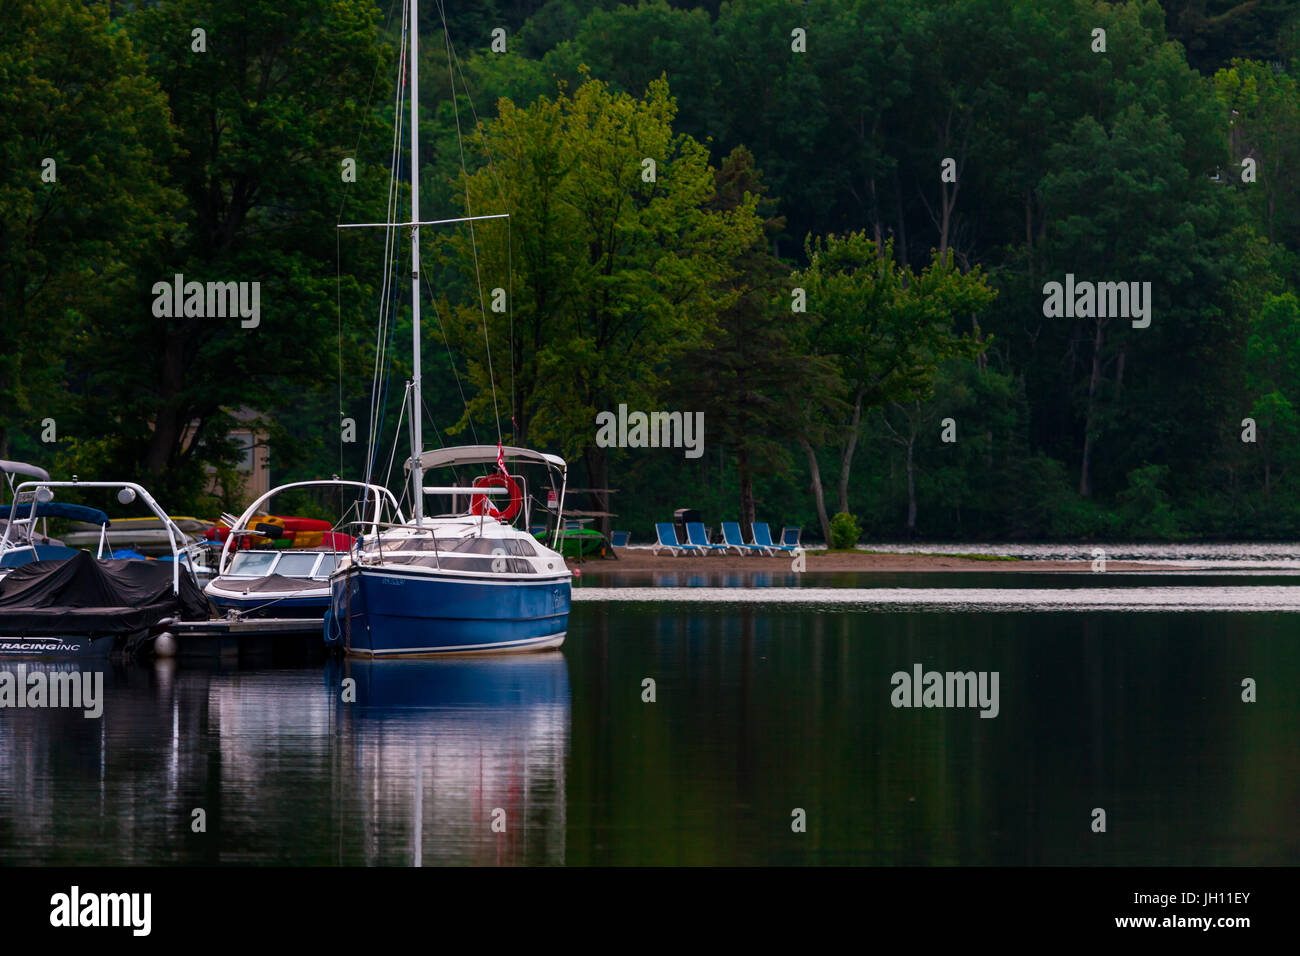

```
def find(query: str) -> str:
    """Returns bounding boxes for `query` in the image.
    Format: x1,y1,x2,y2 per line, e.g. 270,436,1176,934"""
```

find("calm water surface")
1,597,1296,865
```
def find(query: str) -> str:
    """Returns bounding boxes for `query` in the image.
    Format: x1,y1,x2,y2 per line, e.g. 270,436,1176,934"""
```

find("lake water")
1,569,1297,865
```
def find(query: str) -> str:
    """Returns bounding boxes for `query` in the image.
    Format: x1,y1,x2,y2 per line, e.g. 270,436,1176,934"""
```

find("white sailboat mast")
336,2,511,524
409,0,424,526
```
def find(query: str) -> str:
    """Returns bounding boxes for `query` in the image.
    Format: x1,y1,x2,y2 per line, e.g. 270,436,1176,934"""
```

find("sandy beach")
575,548,1182,573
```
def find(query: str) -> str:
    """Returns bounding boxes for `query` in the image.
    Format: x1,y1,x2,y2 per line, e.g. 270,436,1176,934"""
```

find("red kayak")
205,516,349,550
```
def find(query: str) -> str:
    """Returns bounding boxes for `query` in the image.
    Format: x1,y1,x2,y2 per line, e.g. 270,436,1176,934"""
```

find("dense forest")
3,0,1300,542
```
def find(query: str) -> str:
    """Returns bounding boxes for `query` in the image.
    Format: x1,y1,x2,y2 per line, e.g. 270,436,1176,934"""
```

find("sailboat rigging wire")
435,0,502,444
508,218,514,440
417,392,446,451
336,231,343,474
421,269,479,445
337,0,402,478
442,28,518,439
365,0,410,486
383,383,411,495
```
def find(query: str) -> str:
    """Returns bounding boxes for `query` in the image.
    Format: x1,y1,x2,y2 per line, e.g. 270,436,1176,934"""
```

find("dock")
168,617,327,662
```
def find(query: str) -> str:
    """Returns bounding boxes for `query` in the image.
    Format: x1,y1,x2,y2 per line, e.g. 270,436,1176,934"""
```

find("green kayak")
535,528,606,559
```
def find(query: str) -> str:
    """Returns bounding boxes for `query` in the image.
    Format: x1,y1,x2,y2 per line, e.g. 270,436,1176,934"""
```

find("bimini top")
410,445,566,472
0,502,110,525
0,460,51,482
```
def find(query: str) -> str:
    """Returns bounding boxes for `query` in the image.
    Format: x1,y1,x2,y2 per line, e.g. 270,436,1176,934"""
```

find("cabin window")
441,537,536,556
436,555,536,573
372,535,537,557
275,552,320,578
378,535,440,551
228,551,276,576
442,537,497,555
385,554,441,568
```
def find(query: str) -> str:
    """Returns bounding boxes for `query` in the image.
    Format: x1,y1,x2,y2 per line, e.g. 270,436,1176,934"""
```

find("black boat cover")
0,550,209,634
210,573,321,594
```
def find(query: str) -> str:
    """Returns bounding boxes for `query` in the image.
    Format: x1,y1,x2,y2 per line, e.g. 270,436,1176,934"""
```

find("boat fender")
154,633,178,658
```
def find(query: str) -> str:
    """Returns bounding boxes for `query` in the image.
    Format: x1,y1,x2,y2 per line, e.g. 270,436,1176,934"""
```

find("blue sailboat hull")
327,566,570,656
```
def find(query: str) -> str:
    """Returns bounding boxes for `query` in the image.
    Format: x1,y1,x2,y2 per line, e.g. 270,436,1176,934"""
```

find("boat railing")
216,479,406,576
7,480,186,595
342,520,539,575
337,516,518,569
0,489,40,552
336,518,431,567
409,451,568,551
420,483,518,537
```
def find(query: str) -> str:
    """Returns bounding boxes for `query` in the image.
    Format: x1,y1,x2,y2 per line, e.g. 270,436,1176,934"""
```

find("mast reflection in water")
0,655,569,866
328,654,570,866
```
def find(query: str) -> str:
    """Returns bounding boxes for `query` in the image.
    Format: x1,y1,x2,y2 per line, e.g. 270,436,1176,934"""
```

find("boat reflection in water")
328,652,570,866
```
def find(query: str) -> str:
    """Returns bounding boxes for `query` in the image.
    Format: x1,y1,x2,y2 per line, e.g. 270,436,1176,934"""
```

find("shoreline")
572,549,1189,573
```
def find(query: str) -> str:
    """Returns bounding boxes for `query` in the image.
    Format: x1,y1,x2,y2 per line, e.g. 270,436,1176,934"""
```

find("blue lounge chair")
652,522,702,556
721,521,767,555
610,530,630,547
752,522,796,554
781,526,802,548
685,521,729,555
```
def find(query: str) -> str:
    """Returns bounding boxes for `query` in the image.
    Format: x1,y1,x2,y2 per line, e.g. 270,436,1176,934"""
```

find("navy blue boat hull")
328,566,570,657
207,592,331,620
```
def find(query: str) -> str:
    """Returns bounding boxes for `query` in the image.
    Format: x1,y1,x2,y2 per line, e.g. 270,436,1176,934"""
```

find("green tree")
1244,292,1300,498
1215,58,1300,247
1037,100,1238,498
1164,0,1300,73
108,0,393,507
879,357,1027,536
675,146,832,536
0,0,177,459
791,233,994,542
448,76,761,526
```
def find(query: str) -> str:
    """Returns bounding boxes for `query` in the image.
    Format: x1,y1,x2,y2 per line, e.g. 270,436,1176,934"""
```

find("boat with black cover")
0,480,211,658
0,549,209,659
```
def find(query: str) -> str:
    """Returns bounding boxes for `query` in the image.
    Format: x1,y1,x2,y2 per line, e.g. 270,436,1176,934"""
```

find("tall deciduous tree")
449,76,761,526
110,0,392,505
1037,100,1236,497
676,146,834,536
1215,58,1300,247
0,0,177,460
792,233,994,542
1244,292,1300,498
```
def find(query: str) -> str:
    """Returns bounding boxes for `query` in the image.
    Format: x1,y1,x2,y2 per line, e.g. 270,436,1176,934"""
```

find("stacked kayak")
204,515,352,551
203,481,403,621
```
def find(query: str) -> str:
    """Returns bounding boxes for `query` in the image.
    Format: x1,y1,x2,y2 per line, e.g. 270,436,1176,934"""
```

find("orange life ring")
470,473,522,522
